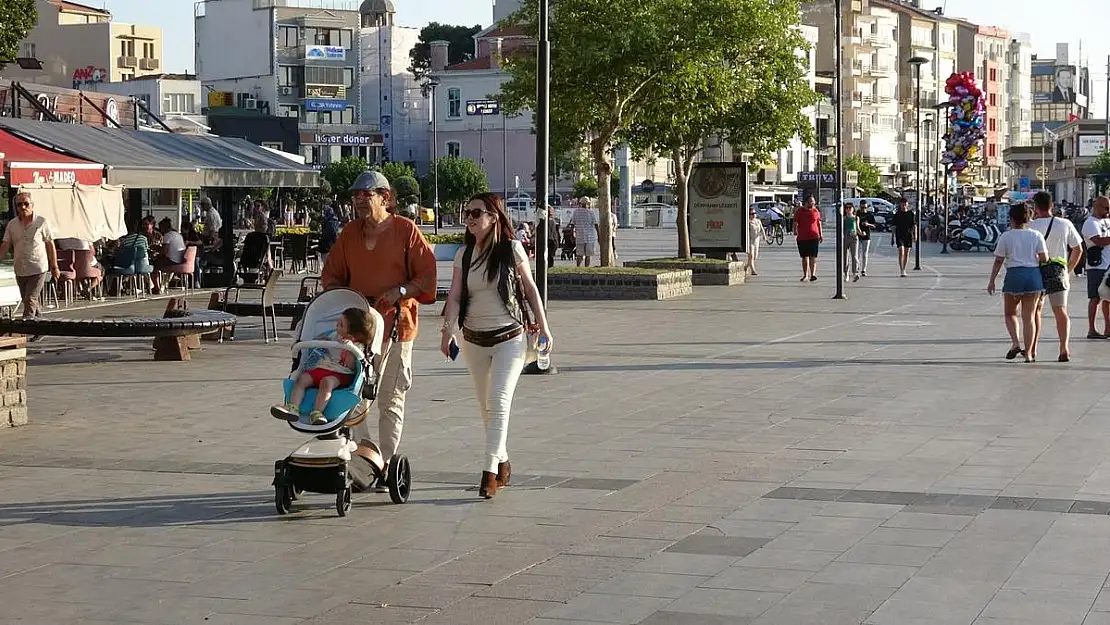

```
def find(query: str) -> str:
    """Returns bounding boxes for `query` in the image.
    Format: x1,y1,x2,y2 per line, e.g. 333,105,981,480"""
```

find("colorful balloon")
941,72,987,173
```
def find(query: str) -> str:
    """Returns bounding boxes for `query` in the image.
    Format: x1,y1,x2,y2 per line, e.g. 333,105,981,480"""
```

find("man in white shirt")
0,192,59,320
1080,196,1110,339
201,197,221,237
1031,192,1084,360
571,204,599,267
152,218,186,293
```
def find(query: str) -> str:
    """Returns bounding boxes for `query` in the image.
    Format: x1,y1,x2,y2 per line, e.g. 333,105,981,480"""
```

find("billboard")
305,45,345,61
688,162,748,253
1079,136,1108,158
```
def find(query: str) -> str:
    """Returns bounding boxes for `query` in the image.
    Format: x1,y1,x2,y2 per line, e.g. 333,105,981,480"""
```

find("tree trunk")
591,136,615,266
672,146,691,259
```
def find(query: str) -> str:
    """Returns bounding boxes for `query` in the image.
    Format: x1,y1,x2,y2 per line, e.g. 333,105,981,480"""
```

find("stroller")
272,288,412,516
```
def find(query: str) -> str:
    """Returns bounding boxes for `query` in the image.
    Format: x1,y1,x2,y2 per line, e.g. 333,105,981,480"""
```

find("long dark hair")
464,192,516,283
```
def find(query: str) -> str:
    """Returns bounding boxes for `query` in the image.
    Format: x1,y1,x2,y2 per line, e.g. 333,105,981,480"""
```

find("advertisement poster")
688,162,748,253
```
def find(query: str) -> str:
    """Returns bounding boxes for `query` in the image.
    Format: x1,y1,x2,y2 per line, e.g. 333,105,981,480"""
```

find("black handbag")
1040,218,1066,294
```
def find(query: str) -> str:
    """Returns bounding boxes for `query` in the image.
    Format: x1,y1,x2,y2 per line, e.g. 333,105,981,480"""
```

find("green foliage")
823,155,883,196
248,188,274,201
408,22,482,81
420,156,490,216
1093,150,1110,194
425,233,466,245
321,157,368,200
379,161,416,183
573,177,599,199
0,0,35,70
393,175,421,205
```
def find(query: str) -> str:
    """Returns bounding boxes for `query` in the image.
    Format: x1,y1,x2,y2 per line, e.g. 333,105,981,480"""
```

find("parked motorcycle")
948,217,1001,252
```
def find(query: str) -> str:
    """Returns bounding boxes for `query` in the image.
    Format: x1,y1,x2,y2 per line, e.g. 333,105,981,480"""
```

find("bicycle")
764,220,785,246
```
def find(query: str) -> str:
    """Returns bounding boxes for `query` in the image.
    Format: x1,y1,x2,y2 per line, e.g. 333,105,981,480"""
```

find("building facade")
3,0,164,90
195,0,385,167
955,21,1009,186
1031,43,1091,145
93,74,206,133
1006,34,1033,150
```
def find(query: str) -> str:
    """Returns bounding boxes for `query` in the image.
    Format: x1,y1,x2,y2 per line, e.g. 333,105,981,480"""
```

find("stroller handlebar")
290,340,370,364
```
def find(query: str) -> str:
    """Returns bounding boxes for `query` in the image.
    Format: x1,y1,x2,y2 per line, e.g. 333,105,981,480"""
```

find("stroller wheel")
290,487,303,501
336,485,352,517
275,481,292,515
388,455,412,504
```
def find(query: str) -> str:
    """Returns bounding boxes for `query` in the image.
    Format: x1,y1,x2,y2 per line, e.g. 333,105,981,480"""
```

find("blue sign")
305,45,345,61
1019,177,1030,191
304,99,347,112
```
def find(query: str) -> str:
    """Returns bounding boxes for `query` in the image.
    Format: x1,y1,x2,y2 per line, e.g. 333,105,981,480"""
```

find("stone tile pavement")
4,230,1110,624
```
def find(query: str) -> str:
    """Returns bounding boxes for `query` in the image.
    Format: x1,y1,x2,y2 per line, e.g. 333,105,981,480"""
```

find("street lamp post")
908,56,928,271
833,0,845,300
923,114,933,220
934,101,953,253
425,78,441,235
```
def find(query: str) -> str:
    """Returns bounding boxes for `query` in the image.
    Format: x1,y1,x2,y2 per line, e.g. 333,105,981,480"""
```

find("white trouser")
353,339,413,464
462,333,527,473
859,238,872,273
845,235,860,276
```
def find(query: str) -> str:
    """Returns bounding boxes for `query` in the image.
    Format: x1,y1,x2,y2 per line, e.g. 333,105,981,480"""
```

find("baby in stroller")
271,307,374,425
560,224,577,260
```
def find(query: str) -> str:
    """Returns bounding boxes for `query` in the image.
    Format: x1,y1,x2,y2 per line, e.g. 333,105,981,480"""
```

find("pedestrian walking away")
794,196,823,282
1081,196,1110,339
1029,191,1083,361
746,206,763,275
857,199,876,276
988,204,1048,363
891,197,916,277
0,192,60,330
440,193,553,499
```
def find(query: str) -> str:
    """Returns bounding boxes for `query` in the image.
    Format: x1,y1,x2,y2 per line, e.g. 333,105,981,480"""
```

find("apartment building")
956,21,1009,186
1030,43,1091,145
196,0,386,166
1006,34,1033,150
3,0,164,90
803,0,901,184
94,73,207,133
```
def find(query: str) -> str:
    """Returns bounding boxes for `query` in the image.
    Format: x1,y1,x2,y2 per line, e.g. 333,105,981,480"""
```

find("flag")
1068,113,1081,122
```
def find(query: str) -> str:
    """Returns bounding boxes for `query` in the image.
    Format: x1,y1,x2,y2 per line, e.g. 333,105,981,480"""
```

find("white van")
504,197,535,224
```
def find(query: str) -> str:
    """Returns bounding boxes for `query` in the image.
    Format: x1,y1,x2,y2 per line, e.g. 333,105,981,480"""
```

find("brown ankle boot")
496,461,511,487
479,471,498,499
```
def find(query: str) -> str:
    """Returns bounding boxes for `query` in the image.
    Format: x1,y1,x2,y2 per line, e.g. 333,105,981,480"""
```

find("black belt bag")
463,324,524,348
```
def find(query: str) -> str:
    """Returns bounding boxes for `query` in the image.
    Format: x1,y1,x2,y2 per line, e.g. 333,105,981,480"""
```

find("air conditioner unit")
244,98,258,109
279,86,294,96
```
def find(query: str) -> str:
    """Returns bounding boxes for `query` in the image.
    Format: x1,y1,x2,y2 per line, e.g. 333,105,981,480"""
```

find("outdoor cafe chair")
73,248,103,301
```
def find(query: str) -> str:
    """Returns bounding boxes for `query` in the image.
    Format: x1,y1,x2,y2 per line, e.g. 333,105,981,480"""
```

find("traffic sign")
1036,166,1049,180
640,179,655,193
1018,177,1030,191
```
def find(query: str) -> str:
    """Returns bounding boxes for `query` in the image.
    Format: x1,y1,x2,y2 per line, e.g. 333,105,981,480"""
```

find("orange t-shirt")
320,216,437,342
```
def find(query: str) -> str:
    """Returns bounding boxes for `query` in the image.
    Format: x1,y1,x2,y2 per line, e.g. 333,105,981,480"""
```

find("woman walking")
988,204,1049,363
441,193,554,499
843,202,863,282
746,206,763,275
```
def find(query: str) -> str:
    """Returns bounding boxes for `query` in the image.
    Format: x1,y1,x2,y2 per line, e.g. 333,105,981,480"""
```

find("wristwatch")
398,285,407,299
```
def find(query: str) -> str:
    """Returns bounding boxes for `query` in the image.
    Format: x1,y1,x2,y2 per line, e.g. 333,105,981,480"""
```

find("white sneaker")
900,271,907,277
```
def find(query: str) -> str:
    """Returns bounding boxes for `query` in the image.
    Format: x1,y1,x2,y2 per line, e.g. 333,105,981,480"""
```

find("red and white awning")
0,130,103,186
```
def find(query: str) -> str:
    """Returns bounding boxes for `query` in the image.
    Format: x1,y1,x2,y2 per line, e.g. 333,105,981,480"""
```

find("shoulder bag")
1040,218,1066,294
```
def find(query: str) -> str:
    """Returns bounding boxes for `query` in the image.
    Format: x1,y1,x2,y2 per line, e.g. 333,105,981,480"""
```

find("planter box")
429,243,463,262
624,259,746,286
0,336,27,428
548,269,693,300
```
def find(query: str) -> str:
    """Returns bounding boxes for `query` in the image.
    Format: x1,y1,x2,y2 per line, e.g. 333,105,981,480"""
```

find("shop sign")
305,45,345,61
304,99,347,112
299,131,383,146
305,85,345,99
9,165,103,186
71,65,108,89
0,79,136,127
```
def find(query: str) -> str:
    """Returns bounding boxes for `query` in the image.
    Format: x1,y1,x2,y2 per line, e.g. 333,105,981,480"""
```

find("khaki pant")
16,272,46,318
354,339,413,464
462,334,527,473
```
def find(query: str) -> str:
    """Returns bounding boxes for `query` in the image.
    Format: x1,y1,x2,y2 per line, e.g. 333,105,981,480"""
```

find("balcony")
117,56,137,68
865,64,896,77
875,94,895,105
139,58,159,71
866,34,894,47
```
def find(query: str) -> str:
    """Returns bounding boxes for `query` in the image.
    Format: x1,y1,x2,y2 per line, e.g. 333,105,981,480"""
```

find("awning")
0,130,104,186
0,118,319,188
16,183,127,242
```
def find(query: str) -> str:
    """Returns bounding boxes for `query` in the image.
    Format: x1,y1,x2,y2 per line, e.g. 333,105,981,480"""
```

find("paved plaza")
4,230,1110,625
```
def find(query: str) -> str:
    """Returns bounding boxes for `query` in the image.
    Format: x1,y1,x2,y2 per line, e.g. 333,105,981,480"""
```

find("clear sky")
99,0,1105,117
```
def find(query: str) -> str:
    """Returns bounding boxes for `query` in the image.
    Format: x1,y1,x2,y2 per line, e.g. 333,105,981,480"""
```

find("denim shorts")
1002,266,1044,295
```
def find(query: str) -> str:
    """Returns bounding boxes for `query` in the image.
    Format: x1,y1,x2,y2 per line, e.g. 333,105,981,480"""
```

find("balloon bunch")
941,72,986,173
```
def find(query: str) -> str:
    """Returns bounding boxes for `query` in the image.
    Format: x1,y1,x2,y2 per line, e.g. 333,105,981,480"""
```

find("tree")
573,177,599,199
393,175,421,205
408,23,482,81
1093,150,1110,195
0,0,35,71
620,0,816,258
502,0,726,266
421,156,489,218
379,161,416,183
322,157,368,200
823,155,883,197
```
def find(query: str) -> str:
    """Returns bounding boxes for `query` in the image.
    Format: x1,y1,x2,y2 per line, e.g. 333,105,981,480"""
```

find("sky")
96,0,1105,117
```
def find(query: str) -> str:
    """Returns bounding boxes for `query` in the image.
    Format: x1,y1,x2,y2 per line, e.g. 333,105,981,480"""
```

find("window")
304,65,345,85
142,42,154,59
989,93,996,106
340,29,352,49
989,118,996,132
20,42,35,58
447,87,461,118
121,73,134,81
446,141,461,157
278,65,302,87
343,67,354,88
989,68,996,82
785,150,794,174
278,104,299,118
162,93,196,114
305,28,343,46
279,25,298,48
304,107,355,124
262,142,284,150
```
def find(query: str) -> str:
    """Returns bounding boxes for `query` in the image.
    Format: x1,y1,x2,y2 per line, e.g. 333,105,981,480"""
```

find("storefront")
298,126,383,167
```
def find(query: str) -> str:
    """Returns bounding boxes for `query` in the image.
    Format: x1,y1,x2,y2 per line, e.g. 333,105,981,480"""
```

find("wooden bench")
0,299,236,361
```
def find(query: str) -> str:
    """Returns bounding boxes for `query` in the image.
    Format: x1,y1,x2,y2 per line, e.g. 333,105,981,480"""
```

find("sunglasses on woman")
463,208,490,220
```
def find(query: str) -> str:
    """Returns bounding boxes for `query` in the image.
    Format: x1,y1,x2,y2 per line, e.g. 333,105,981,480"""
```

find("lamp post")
425,78,441,235
908,56,928,271
832,0,845,300
933,101,953,253
923,114,933,221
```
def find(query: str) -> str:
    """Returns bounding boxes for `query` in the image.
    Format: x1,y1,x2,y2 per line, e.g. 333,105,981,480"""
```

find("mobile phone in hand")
448,338,460,361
